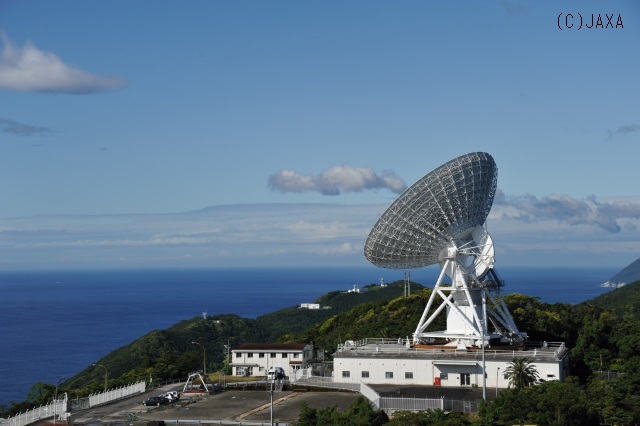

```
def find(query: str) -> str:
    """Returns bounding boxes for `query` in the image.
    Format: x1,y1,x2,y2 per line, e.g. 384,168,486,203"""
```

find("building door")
460,373,471,386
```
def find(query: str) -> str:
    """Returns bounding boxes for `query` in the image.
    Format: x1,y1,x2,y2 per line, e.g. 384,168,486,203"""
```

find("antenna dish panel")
364,152,497,270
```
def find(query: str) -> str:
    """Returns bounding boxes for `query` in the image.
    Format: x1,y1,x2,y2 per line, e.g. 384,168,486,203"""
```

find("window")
385,372,393,379
282,353,287,358
270,353,276,358
293,353,299,359
235,353,241,358
247,353,253,358
342,371,351,378
405,372,413,379
440,373,448,380
361,371,369,378
259,353,265,358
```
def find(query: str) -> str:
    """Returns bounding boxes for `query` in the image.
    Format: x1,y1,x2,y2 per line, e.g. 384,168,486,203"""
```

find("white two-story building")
230,343,313,378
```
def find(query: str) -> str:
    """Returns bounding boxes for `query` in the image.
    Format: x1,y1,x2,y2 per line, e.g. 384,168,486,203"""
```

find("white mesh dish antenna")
364,152,526,346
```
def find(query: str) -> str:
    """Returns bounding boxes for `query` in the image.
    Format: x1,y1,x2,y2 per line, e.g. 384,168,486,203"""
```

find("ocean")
0,266,617,407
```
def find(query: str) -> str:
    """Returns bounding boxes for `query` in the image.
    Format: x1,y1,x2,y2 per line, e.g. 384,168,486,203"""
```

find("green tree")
388,409,469,425
295,396,388,425
26,381,55,406
504,357,539,389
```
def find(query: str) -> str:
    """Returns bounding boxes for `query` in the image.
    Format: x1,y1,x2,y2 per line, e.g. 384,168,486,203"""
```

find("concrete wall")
333,356,564,389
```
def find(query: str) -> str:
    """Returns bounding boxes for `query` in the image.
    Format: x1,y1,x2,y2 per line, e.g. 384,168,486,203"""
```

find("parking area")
74,388,360,425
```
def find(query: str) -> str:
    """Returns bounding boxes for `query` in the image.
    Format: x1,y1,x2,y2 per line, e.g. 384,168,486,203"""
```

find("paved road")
69,384,359,425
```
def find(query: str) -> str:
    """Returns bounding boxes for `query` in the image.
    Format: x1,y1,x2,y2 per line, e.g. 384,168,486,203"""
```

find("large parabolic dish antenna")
365,152,497,271
364,152,526,346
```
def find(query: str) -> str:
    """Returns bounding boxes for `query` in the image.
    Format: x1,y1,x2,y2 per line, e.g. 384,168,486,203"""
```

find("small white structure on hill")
300,303,321,309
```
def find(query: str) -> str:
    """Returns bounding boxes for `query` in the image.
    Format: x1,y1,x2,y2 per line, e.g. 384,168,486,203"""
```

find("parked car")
166,390,180,400
267,367,285,380
142,396,169,406
159,391,179,402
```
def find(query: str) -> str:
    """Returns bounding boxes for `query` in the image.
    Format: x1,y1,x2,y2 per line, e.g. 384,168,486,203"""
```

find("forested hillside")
47,280,420,396
588,280,640,319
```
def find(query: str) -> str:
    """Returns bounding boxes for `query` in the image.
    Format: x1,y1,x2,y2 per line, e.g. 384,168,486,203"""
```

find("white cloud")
0,33,126,94
493,190,640,233
0,117,50,136
268,164,407,195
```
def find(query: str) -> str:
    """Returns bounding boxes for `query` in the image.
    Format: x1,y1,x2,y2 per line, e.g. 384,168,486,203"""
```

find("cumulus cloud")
493,189,640,233
0,117,50,136
0,33,126,94
268,164,407,195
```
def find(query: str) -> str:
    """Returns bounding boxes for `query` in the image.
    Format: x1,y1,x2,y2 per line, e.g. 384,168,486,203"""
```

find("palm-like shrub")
504,357,539,389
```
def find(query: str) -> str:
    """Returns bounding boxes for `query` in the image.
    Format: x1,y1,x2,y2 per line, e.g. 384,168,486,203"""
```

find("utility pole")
92,364,108,392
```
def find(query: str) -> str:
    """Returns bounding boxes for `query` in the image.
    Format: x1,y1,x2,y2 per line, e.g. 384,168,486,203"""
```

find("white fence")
88,381,146,407
6,394,67,426
380,396,444,412
5,381,145,426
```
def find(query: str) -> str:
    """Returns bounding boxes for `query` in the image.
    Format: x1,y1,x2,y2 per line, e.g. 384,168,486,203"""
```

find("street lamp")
53,376,65,425
192,341,206,376
496,367,500,398
223,341,230,386
92,363,108,392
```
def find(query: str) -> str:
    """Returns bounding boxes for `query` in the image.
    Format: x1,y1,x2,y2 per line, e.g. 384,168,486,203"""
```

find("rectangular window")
282,353,287,358
385,372,393,379
293,353,299,358
361,371,369,378
259,353,265,358
235,353,241,358
405,372,413,379
440,373,448,380
342,371,351,378
270,353,276,358
247,353,253,358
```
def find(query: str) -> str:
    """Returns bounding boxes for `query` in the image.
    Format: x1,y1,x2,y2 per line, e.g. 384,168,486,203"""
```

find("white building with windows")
230,343,313,378
332,338,568,389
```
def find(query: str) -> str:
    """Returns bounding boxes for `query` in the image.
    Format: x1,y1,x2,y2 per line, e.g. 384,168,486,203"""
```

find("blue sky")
1,1,639,271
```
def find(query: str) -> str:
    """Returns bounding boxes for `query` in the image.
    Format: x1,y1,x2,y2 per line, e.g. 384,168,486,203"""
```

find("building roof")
234,343,308,351
332,339,567,362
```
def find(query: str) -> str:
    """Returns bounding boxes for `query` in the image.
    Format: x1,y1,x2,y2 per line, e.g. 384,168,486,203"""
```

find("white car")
158,392,179,402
